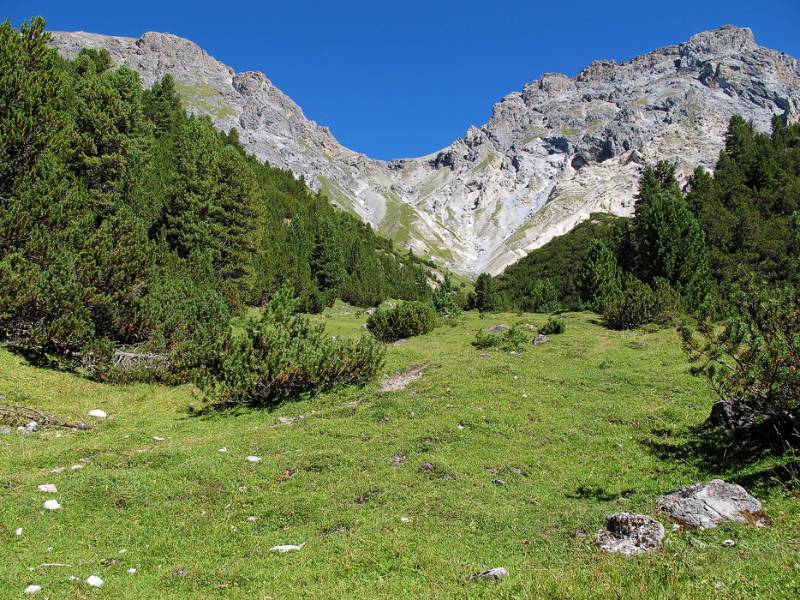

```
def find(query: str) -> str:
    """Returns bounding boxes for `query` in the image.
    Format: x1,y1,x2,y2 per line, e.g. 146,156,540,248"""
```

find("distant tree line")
0,18,432,373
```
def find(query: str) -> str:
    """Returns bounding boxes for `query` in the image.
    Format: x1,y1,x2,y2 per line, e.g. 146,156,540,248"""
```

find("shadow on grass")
567,485,637,502
641,422,799,496
4,343,77,372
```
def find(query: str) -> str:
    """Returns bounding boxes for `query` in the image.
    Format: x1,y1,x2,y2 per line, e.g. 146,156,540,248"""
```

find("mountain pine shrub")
680,279,800,446
202,286,385,406
539,317,566,335
473,325,528,351
367,301,436,342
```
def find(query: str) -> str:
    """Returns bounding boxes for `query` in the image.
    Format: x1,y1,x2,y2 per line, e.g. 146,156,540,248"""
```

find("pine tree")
143,74,183,137
0,17,69,197
210,144,261,306
310,219,346,307
474,273,500,312
632,188,710,308
580,239,622,311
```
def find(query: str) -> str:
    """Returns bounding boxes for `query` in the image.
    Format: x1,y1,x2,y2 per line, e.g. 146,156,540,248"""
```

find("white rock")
69,576,79,582
15,527,23,536
119,548,127,553
23,585,41,595
70,464,84,470
153,436,165,441
87,409,107,419
127,568,137,574
400,516,411,523
43,499,61,510
246,455,262,463
722,539,736,547
270,543,305,553
86,575,103,587
218,447,228,453
470,567,508,581
247,516,257,522
38,484,57,493
51,466,65,473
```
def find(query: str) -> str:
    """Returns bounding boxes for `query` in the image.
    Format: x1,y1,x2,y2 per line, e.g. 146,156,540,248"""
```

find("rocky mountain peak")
49,26,800,275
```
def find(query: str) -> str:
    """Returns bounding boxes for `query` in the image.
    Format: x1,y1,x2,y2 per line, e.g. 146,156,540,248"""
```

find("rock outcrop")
658,479,763,529
49,26,800,275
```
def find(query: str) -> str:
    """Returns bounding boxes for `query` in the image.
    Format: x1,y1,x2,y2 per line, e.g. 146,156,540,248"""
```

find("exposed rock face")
49,26,800,275
658,479,763,529
595,512,665,555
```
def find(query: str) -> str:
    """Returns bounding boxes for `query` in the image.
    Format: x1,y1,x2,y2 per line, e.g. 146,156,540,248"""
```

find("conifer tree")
580,239,622,311
0,17,69,197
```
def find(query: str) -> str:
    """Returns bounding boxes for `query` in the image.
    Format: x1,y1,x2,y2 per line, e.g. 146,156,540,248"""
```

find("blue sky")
6,1,800,159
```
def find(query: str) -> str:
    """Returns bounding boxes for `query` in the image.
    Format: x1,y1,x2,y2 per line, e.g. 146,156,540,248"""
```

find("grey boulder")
657,479,762,529
533,334,550,345
595,512,665,556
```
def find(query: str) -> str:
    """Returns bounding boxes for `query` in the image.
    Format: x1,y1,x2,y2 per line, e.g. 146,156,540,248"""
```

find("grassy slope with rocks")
1,305,798,598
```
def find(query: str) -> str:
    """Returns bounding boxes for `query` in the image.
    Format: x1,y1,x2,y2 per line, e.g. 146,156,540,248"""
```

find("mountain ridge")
50,26,800,275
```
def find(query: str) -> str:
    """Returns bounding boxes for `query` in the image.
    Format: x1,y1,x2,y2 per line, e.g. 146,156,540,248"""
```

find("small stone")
270,543,305,553
86,575,103,588
533,334,550,345
15,527,23,536
419,462,435,472
246,455,262,463
51,467,65,474
277,415,303,425
400,516,411,523
672,523,680,532
0,425,11,435
689,537,707,549
218,447,227,453
23,585,41,596
127,568,137,574
487,324,509,334
247,516,257,522
43,499,61,510
118,548,127,554
152,436,165,441
722,539,736,547
492,479,506,486
457,424,465,430
21,421,38,435
470,567,508,581
522,393,528,398
69,576,79,582
38,484,57,493
69,464,84,470
87,409,107,419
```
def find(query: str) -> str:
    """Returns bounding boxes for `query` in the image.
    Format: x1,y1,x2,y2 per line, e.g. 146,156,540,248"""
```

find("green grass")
379,190,417,247
174,81,235,120
1,310,798,598
318,176,358,215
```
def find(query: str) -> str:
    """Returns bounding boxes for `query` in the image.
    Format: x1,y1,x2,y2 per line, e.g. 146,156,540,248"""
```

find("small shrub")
681,279,800,446
539,317,566,335
473,325,528,352
603,277,657,330
202,286,385,406
651,277,683,325
432,274,463,317
367,301,436,342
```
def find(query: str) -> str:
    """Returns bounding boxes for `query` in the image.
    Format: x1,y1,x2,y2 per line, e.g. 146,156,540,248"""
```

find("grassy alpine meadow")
1,305,799,599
